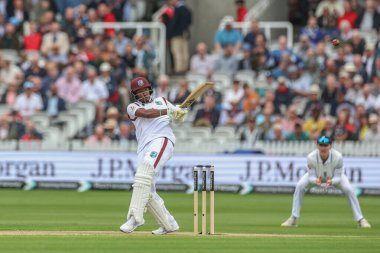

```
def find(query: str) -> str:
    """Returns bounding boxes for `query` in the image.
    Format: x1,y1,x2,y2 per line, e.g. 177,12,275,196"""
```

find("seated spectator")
321,115,336,138
13,81,43,119
106,107,120,123
7,0,29,26
80,67,109,124
281,105,299,133
118,122,136,145
271,36,294,65
363,43,376,79
286,120,310,141
25,55,47,79
214,16,242,53
23,21,42,51
190,42,214,77
99,62,119,107
274,76,292,114
193,95,220,129
103,119,119,141
302,85,324,118
47,44,68,65
6,110,25,140
240,83,260,113
334,127,349,142
20,121,43,142
294,35,311,61
0,115,9,140
355,0,380,32
0,83,18,107
238,44,253,71
265,123,285,141
56,66,82,104
85,125,111,146
172,79,191,104
0,58,23,93
257,104,275,138
219,100,245,127
303,104,326,138
363,114,380,141
287,65,311,96
370,57,380,82
213,44,239,75
300,16,324,46
40,62,60,96
113,30,131,56
357,114,369,141
0,23,21,49
335,109,357,140
243,19,265,49
41,22,70,56
339,20,353,42
337,0,358,28
239,116,261,146
356,83,377,112
122,43,136,72
153,74,170,99
223,80,244,107
43,84,66,118
321,74,338,114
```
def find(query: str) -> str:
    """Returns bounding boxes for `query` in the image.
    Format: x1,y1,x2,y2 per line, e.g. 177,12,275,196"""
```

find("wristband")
159,109,162,116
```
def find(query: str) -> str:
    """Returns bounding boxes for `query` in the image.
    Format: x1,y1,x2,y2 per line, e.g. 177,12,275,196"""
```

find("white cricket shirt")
307,148,344,185
127,97,175,153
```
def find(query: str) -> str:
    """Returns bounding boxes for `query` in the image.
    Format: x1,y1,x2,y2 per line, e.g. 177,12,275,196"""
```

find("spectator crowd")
0,0,379,148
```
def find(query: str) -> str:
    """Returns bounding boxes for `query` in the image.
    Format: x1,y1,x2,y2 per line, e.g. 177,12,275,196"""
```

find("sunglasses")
318,143,330,147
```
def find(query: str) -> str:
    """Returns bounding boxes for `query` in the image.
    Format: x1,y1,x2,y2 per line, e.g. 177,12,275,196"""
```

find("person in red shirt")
337,0,358,28
235,0,247,22
98,3,116,37
23,22,42,51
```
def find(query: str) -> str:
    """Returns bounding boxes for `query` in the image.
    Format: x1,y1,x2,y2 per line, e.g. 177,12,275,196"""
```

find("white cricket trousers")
291,173,364,221
137,137,178,227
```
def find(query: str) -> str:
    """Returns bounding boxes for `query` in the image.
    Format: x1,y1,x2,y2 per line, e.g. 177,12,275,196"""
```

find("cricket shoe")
120,216,145,233
358,218,371,228
281,216,298,227
152,225,179,235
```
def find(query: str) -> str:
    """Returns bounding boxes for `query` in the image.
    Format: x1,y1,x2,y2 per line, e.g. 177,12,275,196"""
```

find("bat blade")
179,82,214,109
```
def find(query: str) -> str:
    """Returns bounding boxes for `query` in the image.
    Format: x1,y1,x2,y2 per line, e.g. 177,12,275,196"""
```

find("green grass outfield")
0,190,379,253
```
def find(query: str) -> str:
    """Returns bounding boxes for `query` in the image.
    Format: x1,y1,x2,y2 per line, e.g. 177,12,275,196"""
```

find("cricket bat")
179,82,214,109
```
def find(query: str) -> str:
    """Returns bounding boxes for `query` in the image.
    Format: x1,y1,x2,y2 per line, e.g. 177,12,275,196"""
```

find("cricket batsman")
120,77,187,234
281,136,371,228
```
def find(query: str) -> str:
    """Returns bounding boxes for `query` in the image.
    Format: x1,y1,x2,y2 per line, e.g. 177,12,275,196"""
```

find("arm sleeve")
307,156,317,184
332,157,343,185
127,103,141,119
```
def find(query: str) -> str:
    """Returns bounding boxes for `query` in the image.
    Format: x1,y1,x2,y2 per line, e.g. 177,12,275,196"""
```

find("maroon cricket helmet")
130,77,153,95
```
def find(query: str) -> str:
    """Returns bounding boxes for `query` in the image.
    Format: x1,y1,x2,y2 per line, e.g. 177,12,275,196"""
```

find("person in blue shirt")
214,16,242,53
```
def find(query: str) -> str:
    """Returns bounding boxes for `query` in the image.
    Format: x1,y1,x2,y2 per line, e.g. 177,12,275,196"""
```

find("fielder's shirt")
307,148,343,185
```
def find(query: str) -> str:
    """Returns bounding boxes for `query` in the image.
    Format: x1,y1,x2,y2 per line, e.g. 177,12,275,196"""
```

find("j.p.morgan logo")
0,161,55,178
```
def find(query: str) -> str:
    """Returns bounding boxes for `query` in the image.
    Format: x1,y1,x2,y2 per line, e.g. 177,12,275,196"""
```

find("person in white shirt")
223,80,244,108
281,136,371,228
355,84,377,111
120,77,187,235
190,42,214,77
14,81,43,118
80,67,108,123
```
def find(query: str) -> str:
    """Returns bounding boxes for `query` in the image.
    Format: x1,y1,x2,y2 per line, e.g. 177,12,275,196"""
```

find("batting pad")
127,161,155,224
147,193,177,231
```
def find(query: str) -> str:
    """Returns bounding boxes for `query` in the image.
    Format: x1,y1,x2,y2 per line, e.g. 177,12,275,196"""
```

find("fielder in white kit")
281,136,371,228
120,77,187,234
